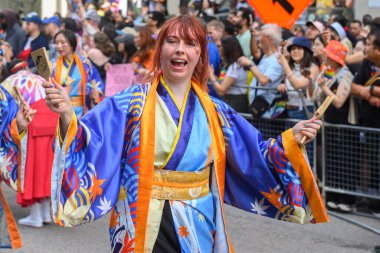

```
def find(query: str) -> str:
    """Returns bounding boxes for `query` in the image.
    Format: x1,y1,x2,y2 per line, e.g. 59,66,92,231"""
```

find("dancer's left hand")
292,116,322,144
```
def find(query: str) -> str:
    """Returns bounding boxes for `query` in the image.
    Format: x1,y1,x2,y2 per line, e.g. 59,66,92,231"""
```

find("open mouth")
171,59,188,68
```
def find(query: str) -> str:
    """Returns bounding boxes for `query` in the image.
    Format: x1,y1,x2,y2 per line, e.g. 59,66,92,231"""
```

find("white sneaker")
372,212,380,218
338,203,353,213
18,203,43,227
18,215,43,227
327,201,338,209
42,199,52,224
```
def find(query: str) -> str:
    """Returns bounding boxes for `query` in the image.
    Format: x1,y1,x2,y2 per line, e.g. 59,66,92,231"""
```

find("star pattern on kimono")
109,212,120,229
198,213,205,222
261,187,283,209
97,196,112,216
94,81,101,89
178,226,190,238
250,197,270,216
122,232,135,252
89,174,105,202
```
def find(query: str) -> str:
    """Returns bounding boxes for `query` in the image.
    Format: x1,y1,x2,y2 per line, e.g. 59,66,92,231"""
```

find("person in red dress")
1,59,59,227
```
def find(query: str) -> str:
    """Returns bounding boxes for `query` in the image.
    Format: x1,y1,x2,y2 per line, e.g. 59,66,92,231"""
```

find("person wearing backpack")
238,24,284,118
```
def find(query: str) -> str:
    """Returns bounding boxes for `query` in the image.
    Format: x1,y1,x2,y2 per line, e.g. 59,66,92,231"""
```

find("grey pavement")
2,187,380,253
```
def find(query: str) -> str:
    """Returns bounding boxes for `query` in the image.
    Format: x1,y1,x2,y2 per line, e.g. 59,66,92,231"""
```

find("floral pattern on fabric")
50,83,327,252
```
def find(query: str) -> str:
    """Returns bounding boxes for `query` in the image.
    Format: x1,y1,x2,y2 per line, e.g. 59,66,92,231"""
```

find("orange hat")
323,40,348,66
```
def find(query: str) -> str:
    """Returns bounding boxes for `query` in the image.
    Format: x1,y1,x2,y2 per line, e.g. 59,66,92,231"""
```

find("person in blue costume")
0,86,37,249
41,15,328,252
52,30,104,117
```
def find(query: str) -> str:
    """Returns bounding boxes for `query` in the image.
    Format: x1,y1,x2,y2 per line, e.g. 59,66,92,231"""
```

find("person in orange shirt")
132,26,156,76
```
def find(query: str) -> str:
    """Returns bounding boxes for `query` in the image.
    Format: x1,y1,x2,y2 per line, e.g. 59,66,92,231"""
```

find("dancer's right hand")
42,77,73,122
16,103,37,133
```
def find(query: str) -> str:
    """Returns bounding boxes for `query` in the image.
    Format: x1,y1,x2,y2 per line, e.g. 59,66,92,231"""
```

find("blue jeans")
286,106,314,120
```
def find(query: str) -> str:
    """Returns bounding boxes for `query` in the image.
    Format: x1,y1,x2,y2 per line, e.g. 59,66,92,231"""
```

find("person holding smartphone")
277,37,319,119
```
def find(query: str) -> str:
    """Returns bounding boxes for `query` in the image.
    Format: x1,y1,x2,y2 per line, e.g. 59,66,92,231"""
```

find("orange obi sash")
151,167,210,201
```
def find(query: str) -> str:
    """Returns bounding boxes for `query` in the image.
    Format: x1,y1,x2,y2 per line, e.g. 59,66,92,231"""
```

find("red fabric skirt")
17,99,59,207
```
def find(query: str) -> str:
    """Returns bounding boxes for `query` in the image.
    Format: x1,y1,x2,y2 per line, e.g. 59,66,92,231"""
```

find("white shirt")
285,63,314,108
225,62,249,95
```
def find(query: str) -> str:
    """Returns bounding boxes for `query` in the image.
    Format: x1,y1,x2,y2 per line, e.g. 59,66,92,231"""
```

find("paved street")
2,187,380,253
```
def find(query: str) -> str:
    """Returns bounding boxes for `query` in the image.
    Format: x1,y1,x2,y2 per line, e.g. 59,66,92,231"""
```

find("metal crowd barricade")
241,114,316,171
229,85,379,201
232,85,379,232
321,123,380,234
322,123,380,200
235,85,317,171
234,85,379,192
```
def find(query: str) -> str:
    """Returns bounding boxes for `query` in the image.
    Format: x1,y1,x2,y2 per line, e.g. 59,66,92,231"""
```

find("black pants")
153,201,182,253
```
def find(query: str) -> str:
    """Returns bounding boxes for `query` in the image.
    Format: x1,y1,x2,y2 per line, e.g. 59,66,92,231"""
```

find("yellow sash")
136,74,233,252
151,167,210,201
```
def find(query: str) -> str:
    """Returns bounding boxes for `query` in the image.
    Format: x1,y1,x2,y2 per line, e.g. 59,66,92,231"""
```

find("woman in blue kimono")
41,16,327,252
52,29,104,117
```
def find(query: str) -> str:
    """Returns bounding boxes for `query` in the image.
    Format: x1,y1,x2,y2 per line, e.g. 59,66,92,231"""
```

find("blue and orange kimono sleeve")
51,96,127,227
0,87,23,249
0,184,23,249
222,106,328,224
0,87,22,191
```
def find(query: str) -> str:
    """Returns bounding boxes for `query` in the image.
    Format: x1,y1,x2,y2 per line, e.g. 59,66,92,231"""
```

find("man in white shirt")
238,24,284,118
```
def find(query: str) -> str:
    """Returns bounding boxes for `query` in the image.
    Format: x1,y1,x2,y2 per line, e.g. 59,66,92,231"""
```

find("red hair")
148,15,209,90
133,26,156,66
